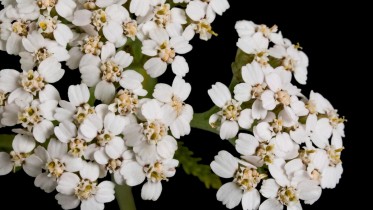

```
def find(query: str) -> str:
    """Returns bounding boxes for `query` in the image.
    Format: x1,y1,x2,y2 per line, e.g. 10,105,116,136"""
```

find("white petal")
114,51,133,68
208,82,231,107
39,100,58,121
144,57,167,78
298,180,322,204
38,57,64,83
54,24,73,47
33,120,54,143
80,162,100,182
56,172,80,195
242,189,260,210
73,9,92,26
261,90,276,110
141,181,162,201
0,69,20,93
0,152,12,175
95,81,116,104
81,198,104,210
12,134,35,153
35,173,57,193
259,198,283,210
210,150,238,178
157,136,177,159
96,181,115,203
55,0,76,21
121,161,145,186
55,193,80,210
234,83,252,102
101,42,116,61
238,109,254,129
68,83,90,107
242,62,264,85
252,100,267,120
153,84,173,103
39,84,61,102
63,156,83,172
210,0,230,15
47,138,67,159
217,182,243,209
170,37,192,54
171,56,189,77
104,112,127,135
94,149,110,165
105,137,125,159
260,179,280,199
186,0,207,21
220,121,239,140
23,154,46,177
254,122,272,141
236,133,259,156
103,22,123,43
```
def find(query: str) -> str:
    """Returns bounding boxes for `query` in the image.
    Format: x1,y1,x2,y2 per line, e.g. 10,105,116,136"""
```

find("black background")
0,1,366,210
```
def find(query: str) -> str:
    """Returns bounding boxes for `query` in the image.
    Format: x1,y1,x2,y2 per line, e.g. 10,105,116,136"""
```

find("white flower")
153,76,193,138
124,99,177,163
142,27,192,78
54,83,97,125
306,146,343,189
206,0,230,17
94,141,134,185
0,134,35,175
73,4,129,35
36,15,74,47
23,139,83,193
185,0,216,41
54,121,90,158
3,7,38,55
56,162,115,210
234,61,268,120
211,151,265,210
208,82,253,140
269,44,309,84
79,42,134,103
254,112,299,158
129,0,165,17
79,111,128,162
141,3,187,38
2,98,57,143
261,69,300,112
235,20,283,45
236,133,276,167
20,31,69,71
97,5,136,47
121,158,178,201
259,159,322,210
66,35,104,70
237,32,269,65
0,58,64,103
108,70,148,117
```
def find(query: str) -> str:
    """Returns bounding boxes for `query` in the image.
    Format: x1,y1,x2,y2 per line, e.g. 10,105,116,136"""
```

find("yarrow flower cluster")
0,0,229,210
209,20,345,210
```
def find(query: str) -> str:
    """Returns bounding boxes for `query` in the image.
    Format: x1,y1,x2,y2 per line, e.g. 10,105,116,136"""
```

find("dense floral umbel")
0,0,229,210
209,20,345,210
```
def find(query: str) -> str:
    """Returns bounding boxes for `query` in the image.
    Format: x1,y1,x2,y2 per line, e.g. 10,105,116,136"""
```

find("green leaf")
175,142,222,189
0,134,15,152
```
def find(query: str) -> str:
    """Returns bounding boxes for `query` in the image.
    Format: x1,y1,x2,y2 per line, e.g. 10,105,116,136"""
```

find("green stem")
0,134,15,152
190,106,219,135
115,183,136,210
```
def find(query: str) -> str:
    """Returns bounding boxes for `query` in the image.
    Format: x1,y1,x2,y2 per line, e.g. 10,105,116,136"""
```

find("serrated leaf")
175,142,222,190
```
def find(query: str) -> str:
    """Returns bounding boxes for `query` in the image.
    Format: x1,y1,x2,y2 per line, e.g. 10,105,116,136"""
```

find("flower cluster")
209,20,345,210
0,0,229,210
